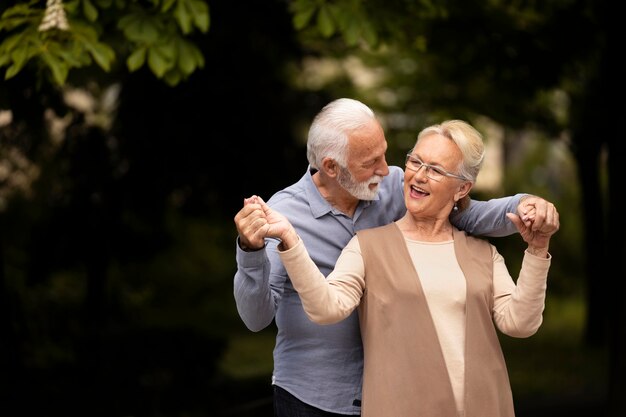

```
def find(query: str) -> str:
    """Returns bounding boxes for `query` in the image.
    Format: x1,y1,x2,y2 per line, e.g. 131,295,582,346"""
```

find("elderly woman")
248,120,559,417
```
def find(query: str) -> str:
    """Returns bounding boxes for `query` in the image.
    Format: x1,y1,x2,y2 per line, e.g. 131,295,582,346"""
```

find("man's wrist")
238,237,264,252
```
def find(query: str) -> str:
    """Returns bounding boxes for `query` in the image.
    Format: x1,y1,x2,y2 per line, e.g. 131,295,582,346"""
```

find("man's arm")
233,198,283,331
233,240,279,332
450,194,526,237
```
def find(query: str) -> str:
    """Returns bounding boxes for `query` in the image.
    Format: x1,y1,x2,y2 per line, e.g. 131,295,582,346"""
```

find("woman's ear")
454,181,473,203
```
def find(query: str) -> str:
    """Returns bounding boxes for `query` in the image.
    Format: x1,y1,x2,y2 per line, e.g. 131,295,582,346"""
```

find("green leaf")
147,45,172,78
5,63,23,80
48,40,85,67
84,41,115,71
163,68,181,86
9,46,29,74
156,40,177,61
191,43,204,68
343,18,360,46
83,0,98,21
1,1,41,21
118,13,160,43
293,5,316,30
361,20,378,47
0,32,27,56
316,5,335,38
188,0,209,32
64,0,80,14
161,0,177,13
289,0,316,14
0,15,39,31
176,40,196,75
174,0,192,34
127,47,146,71
4,38,38,79
328,3,347,28
94,44,115,71
41,52,69,85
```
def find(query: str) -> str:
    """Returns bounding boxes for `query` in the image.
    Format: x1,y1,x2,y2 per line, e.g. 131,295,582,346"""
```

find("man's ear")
321,157,339,178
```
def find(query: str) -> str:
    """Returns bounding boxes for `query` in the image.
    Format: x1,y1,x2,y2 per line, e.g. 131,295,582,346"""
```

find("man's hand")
234,196,299,251
234,196,269,251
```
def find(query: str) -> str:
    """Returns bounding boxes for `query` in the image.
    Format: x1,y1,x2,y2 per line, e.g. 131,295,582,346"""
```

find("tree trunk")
571,127,607,347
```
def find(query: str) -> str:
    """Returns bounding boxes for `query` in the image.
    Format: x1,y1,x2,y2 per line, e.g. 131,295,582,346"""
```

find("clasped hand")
234,195,298,250
508,195,560,257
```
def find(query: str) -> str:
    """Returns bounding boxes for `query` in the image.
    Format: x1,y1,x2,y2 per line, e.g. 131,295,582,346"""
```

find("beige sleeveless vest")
356,223,515,417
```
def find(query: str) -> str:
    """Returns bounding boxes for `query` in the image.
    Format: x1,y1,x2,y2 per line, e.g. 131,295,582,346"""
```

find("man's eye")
432,167,446,176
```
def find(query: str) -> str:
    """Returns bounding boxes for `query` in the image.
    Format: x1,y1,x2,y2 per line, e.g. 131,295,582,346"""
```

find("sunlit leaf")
84,42,115,71
41,52,69,85
174,0,192,34
5,63,22,79
147,46,170,77
163,68,181,86
127,47,146,71
9,46,28,73
118,13,160,43
177,40,195,75
0,32,28,56
188,0,209,32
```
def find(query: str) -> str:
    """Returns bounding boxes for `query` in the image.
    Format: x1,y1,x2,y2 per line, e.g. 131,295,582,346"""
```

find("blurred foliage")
0,0,208,85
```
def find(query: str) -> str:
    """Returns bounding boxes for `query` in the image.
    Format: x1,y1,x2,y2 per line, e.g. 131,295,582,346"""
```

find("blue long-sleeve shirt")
233,165,523,414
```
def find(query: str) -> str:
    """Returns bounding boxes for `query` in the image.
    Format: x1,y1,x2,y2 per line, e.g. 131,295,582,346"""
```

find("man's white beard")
337,166,382,201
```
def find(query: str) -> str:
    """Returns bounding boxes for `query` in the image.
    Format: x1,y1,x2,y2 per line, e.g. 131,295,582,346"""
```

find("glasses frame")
405,154,469,182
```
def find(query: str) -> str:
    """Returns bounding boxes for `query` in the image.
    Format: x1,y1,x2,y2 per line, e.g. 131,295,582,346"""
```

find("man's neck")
312,171,359,217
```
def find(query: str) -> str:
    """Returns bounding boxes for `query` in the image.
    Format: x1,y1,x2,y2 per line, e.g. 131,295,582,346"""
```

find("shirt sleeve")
492,246,551,337
278,236,365,324
450,194,526,237
233,236,286,332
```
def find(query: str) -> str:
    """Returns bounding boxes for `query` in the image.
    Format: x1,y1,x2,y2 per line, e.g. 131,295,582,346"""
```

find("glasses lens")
426,167,444,181
405,155,459,181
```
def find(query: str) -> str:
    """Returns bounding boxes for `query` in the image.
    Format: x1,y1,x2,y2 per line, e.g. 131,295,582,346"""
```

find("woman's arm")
278,237,365,324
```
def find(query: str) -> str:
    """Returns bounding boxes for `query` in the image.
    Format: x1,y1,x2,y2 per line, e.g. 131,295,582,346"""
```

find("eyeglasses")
405,154,468,182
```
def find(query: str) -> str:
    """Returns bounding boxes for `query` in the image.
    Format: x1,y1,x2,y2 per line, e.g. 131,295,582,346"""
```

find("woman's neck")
396,213,453,242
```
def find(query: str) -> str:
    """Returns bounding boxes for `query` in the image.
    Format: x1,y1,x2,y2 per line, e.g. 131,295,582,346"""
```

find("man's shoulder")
381,165,404,190
266,174,312,214
268,182,305,207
